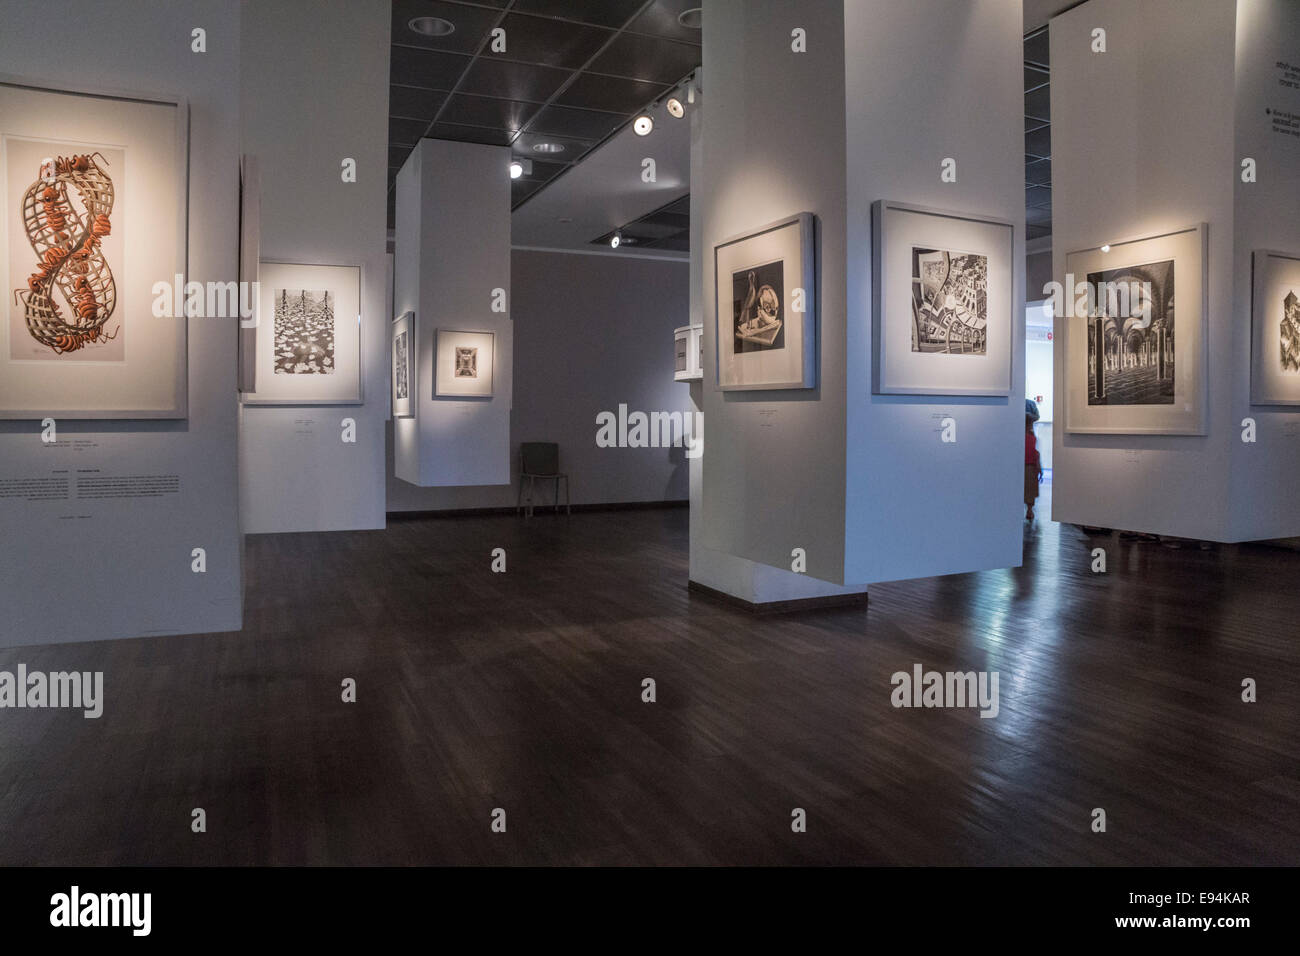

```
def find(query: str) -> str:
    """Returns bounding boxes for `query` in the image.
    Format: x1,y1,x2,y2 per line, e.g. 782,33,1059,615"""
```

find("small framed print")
391,310,414,418
713,212,817,390
872,200,1014,396
1250,249,1300,406
435,328,493,398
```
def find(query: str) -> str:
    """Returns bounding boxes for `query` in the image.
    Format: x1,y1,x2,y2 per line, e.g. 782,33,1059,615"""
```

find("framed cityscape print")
435,328,493,398
0,76,188,418
1063,224,1208,434
872,200,1014,396
242,260,362,405
713,212,816,390
392,310,414,418
1250,249,1300,405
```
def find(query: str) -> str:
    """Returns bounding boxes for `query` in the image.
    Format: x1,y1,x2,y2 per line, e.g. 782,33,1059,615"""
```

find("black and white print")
1281,288,1299,373
455,346,478,378
731,259,784,352
1086,259,1174,405
394,329,409,399
274,288,334,374
910,248,988,355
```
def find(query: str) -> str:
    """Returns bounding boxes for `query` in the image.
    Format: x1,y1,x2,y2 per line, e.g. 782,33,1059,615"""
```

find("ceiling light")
678,7,702,29
666,97,685,118
610,232,622,249
509,161,523,179
1100,244,1111,253
633,114,653,136
531,142,565,154
408,16,455,37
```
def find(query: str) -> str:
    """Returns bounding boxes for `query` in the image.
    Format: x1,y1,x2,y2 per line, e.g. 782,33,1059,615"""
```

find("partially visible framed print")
873,200,1014,396
1064,224,1207,434
392,310,414,418
714,212,816,390
0,76,188,419
435,328,493,398
242,260,362,405
237,154,260,394
1251,250,1300,406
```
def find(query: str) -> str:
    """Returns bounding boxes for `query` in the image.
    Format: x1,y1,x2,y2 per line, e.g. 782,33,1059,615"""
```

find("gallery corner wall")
1052,0,1299,542
393,138,513,489
237,0,391,533
0,0,243,647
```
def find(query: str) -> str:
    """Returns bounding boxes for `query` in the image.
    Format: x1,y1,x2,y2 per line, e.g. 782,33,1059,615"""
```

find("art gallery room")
0,0,1298,912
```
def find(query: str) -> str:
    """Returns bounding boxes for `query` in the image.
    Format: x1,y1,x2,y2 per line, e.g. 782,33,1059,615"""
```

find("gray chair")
517,442,570,517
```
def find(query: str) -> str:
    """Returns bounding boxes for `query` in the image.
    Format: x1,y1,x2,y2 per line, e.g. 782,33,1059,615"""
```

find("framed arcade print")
242,260,362,405
0,76,188,419
713,212,816,390
1251,249,1300,406
1063,224,1208,434
873,200,1014,396
434,328,494,398
392,310,414,418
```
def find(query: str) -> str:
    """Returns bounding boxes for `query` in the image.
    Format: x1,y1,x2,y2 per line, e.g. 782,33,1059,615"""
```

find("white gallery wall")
388,248,693,511
0,0,243,646
1050,0,1298,542
237,0,390,533
697,0,1025,596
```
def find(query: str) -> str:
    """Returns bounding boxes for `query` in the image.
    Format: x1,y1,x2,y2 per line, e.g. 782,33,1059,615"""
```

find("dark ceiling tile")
622,220,685,241
1024,30,1049,67
625,0,704,44
512,0,647,29
647,234,690,252
392,0,503,54
1026,185,1051,207
588,33,701,84
1025,85,1050,122
1025,126,1051,159
389,144,415,168
1026,205,1053,227
659,195,690,216
439,93,539,131
556,72,669,112
1024,65,1049,92
390,85,449,120
1025,116,1048,133
517,158,567,183
496,13,614,69
390,117,430,146
459,56,570,101
512,130,593,160
526,104,625,140
1027,223,1051,241
1026,159,1052,186
390,46,472,90
426,121,516,147
636,210,690,230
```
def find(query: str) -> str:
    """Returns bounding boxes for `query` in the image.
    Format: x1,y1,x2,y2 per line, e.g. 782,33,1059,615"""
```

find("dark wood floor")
2,488,1298,865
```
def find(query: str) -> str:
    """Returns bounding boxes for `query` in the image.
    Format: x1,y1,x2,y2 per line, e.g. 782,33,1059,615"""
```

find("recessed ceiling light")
666,97,685,118
633,115,653,136
408,16,455,36
531,142,565,154
678,8,702,29
610,232,622,249
1100,244,1111,253
509,161,523,179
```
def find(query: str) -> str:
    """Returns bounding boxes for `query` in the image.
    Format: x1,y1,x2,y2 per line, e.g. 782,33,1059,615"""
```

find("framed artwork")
872,200,1014,396
1250,250,1300,405
713,212,816,390
237,154,260,394
673,323,702,382
242,260,362,405
0,76,188,419
1063,224,1208,434
435,328,493,398
392,310,414,418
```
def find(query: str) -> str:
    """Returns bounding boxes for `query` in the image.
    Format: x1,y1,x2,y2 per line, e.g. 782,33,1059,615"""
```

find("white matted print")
0,79,187,418
392,310,414,418
1064,224,1207,434
1251,250,1300,405
243,261,361,405
435,329,493,398
714,212,816,390
873,201,1013,396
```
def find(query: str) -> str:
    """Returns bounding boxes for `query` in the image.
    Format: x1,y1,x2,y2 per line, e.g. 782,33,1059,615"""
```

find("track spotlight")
610,232,622,249
666,96,685,118
633,115,653,136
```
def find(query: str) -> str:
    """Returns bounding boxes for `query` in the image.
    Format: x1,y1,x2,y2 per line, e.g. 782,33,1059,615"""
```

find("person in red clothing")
1025,399,1042,520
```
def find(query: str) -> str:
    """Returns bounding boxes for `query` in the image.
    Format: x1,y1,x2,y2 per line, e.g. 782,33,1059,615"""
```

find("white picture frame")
1250,249,1300,406
435,328,494,398
392,310,414,418
242,260,362,406
1063,224,1208,435
0,76,188,419
872,200,1014,396
714,212,816,390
